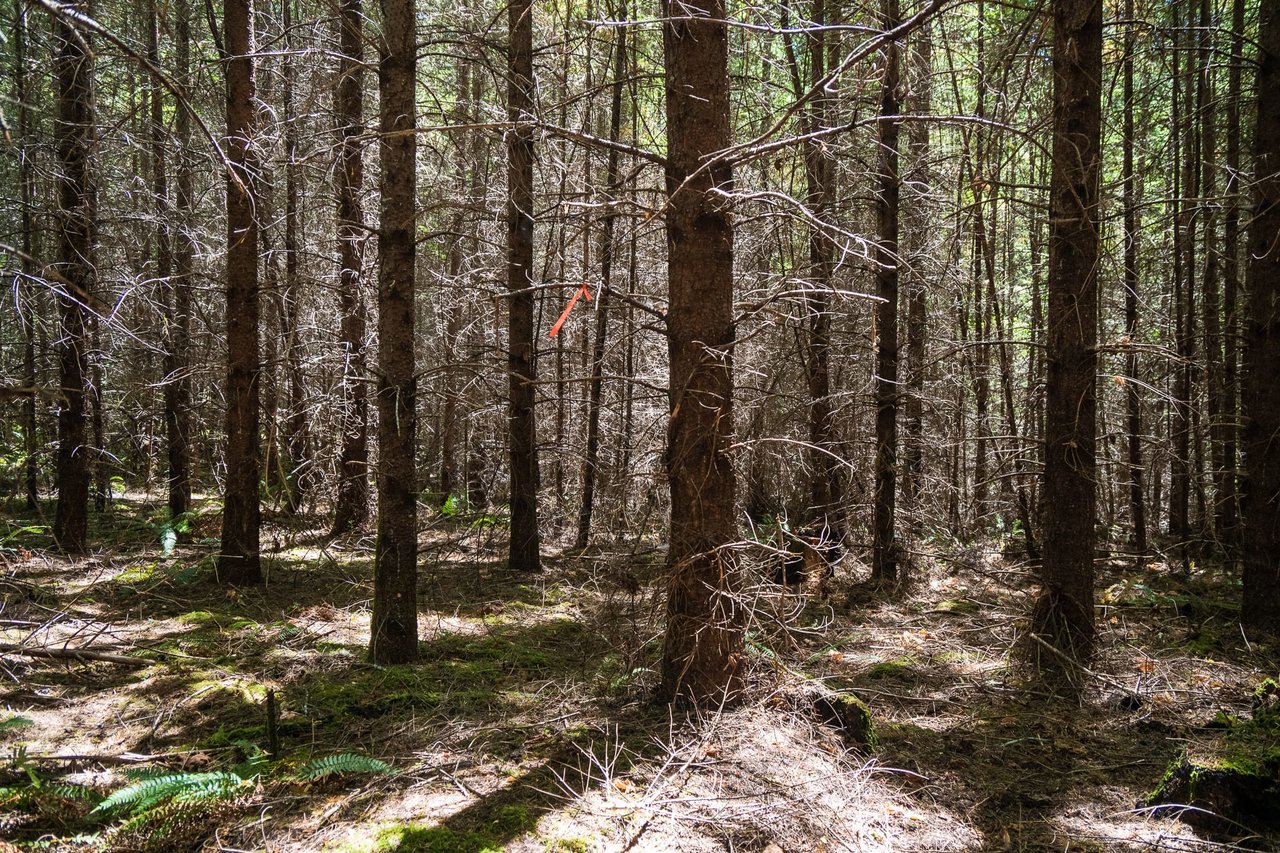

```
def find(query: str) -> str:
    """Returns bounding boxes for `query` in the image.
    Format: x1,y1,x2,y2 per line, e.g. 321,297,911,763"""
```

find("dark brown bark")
1220,0,1245,544
439,58,474,508
1241,0,1280,633
1122,0,1146,553
330,0,369,536
873,0,901,583
167,0,194,518
218,0,262,584
901,12,931,524
1198,0,1225,546
659,0,743,705
370,0,419,663
969,1,990,531
14,0,38,509
781,0,845,535
279,0,309,516
149,0,173,519
1171,9,1196,567
52,6,95,555
1030,0,1102,676
575,0,628,550
507,0,542,573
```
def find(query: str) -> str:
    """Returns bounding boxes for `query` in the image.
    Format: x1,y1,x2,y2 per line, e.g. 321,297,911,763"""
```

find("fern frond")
296,753,393,780
91,771,244,816
46,783,100,802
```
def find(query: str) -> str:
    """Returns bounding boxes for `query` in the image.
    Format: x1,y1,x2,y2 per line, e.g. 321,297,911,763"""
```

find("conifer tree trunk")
1241,0,1280,633
1122,0,1146,553
1220,0,1245,544
507,0,543,573
659,0,743,704
1198,0,1225,545
219,0,263,584
280,0,309,515
781,0,844,536
330,0,369,536
149,0,173,514
873,0,901,583
52,5,96,554
1031,0,1102,676
370,0,419,663
575,0,628,550
901,12,931,526
14,0,38,509
167,0,195,518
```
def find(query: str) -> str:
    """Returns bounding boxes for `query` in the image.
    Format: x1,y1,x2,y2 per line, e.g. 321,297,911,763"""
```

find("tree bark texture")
14,0,39,509
331,0,370,536
1031,0,1102,674
659,0,744,705
218,0,263,584
575,0,628,550
167,0,195,518
507,0,543,573
1122,0,1146,553
1241,0,1280,633
873,0,901,583
370,0,419,663
52,7,95,555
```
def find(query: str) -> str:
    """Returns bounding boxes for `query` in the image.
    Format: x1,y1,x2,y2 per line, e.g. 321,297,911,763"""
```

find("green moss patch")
812,691,878,750
1147,679,1280,829
296,620,597,724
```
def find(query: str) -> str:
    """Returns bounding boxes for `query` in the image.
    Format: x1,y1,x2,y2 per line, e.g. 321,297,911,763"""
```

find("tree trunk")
1030,0,1102,677
330,0,369,536
218,0,263,584
781,0,845,537
1241,0,1280,633
507,0,542,573
167,0,195,518
280,0,310,516
1220,0,1245,545
659,0,743,705
873,0,901,583
575,0,628,550
1122,0,1146,553
149,0,172,516
1198,0,1225,547
14,0,39,509
370,0,419,663
52,5,96,555
901,11,931,527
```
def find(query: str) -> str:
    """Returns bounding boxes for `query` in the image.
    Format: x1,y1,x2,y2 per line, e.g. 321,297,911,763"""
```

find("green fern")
296,753,393,780
91,771,245,817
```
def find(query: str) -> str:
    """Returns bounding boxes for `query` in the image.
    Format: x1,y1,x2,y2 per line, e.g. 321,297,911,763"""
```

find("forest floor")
0,495,1276,852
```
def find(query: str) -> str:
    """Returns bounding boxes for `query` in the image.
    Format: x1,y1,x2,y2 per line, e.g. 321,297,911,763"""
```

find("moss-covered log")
1147,683,1280,830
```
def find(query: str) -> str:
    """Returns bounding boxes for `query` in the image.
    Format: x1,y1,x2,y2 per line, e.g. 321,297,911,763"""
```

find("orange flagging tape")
549,283,592,338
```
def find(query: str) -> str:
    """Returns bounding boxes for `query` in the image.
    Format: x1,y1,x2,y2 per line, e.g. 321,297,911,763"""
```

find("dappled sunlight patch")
1049,796,1217,852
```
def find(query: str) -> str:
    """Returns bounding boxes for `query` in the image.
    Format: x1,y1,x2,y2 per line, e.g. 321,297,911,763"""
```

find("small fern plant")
92,751,392,821
90,770,248,818
295,752,393,781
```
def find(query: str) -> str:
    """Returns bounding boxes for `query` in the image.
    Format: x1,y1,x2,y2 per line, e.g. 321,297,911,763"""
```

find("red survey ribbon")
549,283,592,338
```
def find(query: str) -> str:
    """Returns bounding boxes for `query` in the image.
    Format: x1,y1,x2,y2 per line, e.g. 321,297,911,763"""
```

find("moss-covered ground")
0,496,1277,851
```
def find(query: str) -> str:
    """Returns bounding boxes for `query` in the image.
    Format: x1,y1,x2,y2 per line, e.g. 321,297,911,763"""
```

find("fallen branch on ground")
0,641,150,667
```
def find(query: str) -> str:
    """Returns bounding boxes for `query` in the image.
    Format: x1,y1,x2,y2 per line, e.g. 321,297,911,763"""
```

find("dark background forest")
1,0,1279,848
